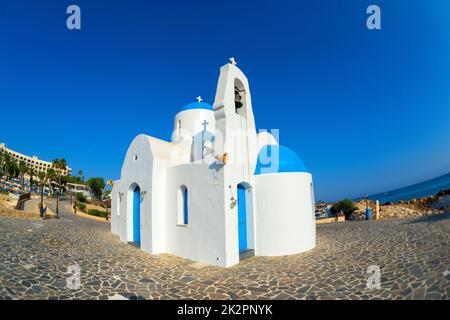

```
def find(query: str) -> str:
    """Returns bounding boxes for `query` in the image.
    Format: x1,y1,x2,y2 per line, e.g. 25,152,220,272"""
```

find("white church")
111,59,316,267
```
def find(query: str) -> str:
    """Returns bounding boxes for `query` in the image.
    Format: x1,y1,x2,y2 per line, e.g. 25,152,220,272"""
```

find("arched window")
177,185,188,225
234,79,247,118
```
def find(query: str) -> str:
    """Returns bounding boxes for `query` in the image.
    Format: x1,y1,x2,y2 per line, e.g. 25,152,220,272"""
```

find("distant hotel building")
0,143,72,176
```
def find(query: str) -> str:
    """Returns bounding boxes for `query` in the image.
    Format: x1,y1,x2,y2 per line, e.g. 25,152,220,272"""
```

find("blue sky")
0,0,449,201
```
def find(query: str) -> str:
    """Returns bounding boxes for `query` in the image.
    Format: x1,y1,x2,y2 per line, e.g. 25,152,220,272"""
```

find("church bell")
234,87,243,109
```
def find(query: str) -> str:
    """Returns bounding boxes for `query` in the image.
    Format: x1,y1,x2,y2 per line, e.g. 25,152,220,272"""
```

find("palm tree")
18,161,29,193
1,153,12,188
0,150,5,189
46,168,56,197
28,167,36,193
7,159,19,183
0,151,8,191
52,158,67,216
78,169,84,182
0,149,3,175
37,171,47,216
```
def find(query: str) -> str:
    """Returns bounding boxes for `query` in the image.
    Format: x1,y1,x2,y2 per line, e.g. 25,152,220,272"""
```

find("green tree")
76,192,87,203
28,167,36,192
18,161,29,192
331,199,358,220
62,174,85,185
78,169,85,182
1,152,9,179
52,158,68,216
0,149,4,178
7,157,19,181
37,171,48,216
46,168,56,197
87,177,105,200
1,152,14,182
0,150,5,188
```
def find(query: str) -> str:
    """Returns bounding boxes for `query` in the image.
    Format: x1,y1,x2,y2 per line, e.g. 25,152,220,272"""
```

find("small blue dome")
180,102,214,112
254,144,307,175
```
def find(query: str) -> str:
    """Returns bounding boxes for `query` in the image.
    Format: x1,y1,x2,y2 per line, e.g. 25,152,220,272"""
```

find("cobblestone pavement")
0,199,448,300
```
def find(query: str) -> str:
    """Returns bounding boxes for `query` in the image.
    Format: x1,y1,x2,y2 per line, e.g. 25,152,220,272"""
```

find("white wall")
111,134,181,254
254,172,316,256
111,180,123,237
165,163,228,267
111,135,154,251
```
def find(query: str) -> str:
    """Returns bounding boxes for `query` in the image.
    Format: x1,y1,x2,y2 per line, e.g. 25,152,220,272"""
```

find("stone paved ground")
0,199,448,300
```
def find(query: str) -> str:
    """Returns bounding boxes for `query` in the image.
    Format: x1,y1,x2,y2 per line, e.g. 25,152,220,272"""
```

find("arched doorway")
237,182,251,253
132,184,141,246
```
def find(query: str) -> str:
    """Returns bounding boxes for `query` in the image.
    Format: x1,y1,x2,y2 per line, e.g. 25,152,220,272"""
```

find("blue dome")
254,144,307,175
180,101,214,112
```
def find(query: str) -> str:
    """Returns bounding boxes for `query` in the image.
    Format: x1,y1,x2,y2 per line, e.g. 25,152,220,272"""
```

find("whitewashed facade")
111,61,316,267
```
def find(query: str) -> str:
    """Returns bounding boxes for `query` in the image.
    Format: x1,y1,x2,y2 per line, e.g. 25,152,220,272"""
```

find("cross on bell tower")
229,57,237,66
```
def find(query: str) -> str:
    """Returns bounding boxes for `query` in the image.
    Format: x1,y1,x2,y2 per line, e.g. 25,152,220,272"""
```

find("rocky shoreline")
318,189,450,221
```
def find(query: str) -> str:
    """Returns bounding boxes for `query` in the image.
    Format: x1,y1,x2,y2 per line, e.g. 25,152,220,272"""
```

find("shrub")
87,177,105,200
88,209,107,218
331,199,358,220
77,203,86,212
76,192,87,203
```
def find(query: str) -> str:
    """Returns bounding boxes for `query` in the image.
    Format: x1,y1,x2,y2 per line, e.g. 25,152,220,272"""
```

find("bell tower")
213,58,258,266
213,58,257,178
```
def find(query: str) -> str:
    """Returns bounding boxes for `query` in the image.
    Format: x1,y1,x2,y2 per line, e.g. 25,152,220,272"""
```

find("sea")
355,172,450,205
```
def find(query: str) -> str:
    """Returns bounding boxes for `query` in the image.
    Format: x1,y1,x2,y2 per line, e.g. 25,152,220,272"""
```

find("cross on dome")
196,96,203,103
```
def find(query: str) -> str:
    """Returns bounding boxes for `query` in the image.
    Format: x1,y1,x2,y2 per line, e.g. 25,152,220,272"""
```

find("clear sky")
0,0,449,201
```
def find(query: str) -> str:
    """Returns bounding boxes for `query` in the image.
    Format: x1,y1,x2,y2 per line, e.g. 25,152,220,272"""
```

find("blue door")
237,185,247,253
133,185,141,245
